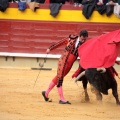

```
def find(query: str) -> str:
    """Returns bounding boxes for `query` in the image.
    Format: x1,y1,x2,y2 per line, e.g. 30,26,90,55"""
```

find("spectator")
95,0,109,15
31,0,45,3
106,0,118,16
106,0,118,5
9,0,18,2
117,0,120,4
82,0,96,19
113,0,120,18
74,0,82,7
50,0,66,4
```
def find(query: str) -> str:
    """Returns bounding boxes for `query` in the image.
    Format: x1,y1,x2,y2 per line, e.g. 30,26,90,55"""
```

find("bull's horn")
97,68,106,73
75,71,85,83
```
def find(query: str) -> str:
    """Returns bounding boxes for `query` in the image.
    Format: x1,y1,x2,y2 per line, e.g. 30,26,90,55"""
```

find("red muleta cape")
78,29,120,69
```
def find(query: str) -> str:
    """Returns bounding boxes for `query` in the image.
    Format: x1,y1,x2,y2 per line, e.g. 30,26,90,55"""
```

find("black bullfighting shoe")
42,91,49,101
59,100,71,104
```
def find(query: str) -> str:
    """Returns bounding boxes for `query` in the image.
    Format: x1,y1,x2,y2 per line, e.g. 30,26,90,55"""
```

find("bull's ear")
69,34,78,39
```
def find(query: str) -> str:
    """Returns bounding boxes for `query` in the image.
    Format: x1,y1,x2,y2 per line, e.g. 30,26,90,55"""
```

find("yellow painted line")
0,8,120,23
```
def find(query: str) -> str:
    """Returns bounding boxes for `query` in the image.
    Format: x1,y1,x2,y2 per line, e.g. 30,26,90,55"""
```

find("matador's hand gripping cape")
78,29,120,69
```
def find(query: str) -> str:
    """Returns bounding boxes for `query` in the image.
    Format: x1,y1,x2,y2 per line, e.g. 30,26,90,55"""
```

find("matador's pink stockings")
45,81,55,98
57,86,67,102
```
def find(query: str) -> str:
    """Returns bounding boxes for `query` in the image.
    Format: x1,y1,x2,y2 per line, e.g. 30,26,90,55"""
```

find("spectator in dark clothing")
31,0,45,3
9,0,18,2
106,0,118,5
106,0,118,16
50,0,66,4
95,0,109,15
82,0,96,5
96,0,109,5
82,0,96,19
74,0,82,7
117,0,120,4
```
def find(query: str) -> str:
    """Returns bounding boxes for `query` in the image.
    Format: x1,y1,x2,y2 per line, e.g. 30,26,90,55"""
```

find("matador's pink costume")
42,35,82,104
48,35,81,87
42,30,88,104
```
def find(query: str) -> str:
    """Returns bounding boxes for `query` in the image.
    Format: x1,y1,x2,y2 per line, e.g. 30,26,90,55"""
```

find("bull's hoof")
116,101,120,105
91,85,98,94
81,96,90,103
85,96,90,102
96,94,102,101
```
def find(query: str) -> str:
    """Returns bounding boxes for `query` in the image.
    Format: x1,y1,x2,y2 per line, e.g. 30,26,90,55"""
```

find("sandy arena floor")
0,67,120,120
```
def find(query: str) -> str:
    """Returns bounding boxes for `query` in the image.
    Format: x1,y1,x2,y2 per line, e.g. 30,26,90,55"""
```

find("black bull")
76,67,120,105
